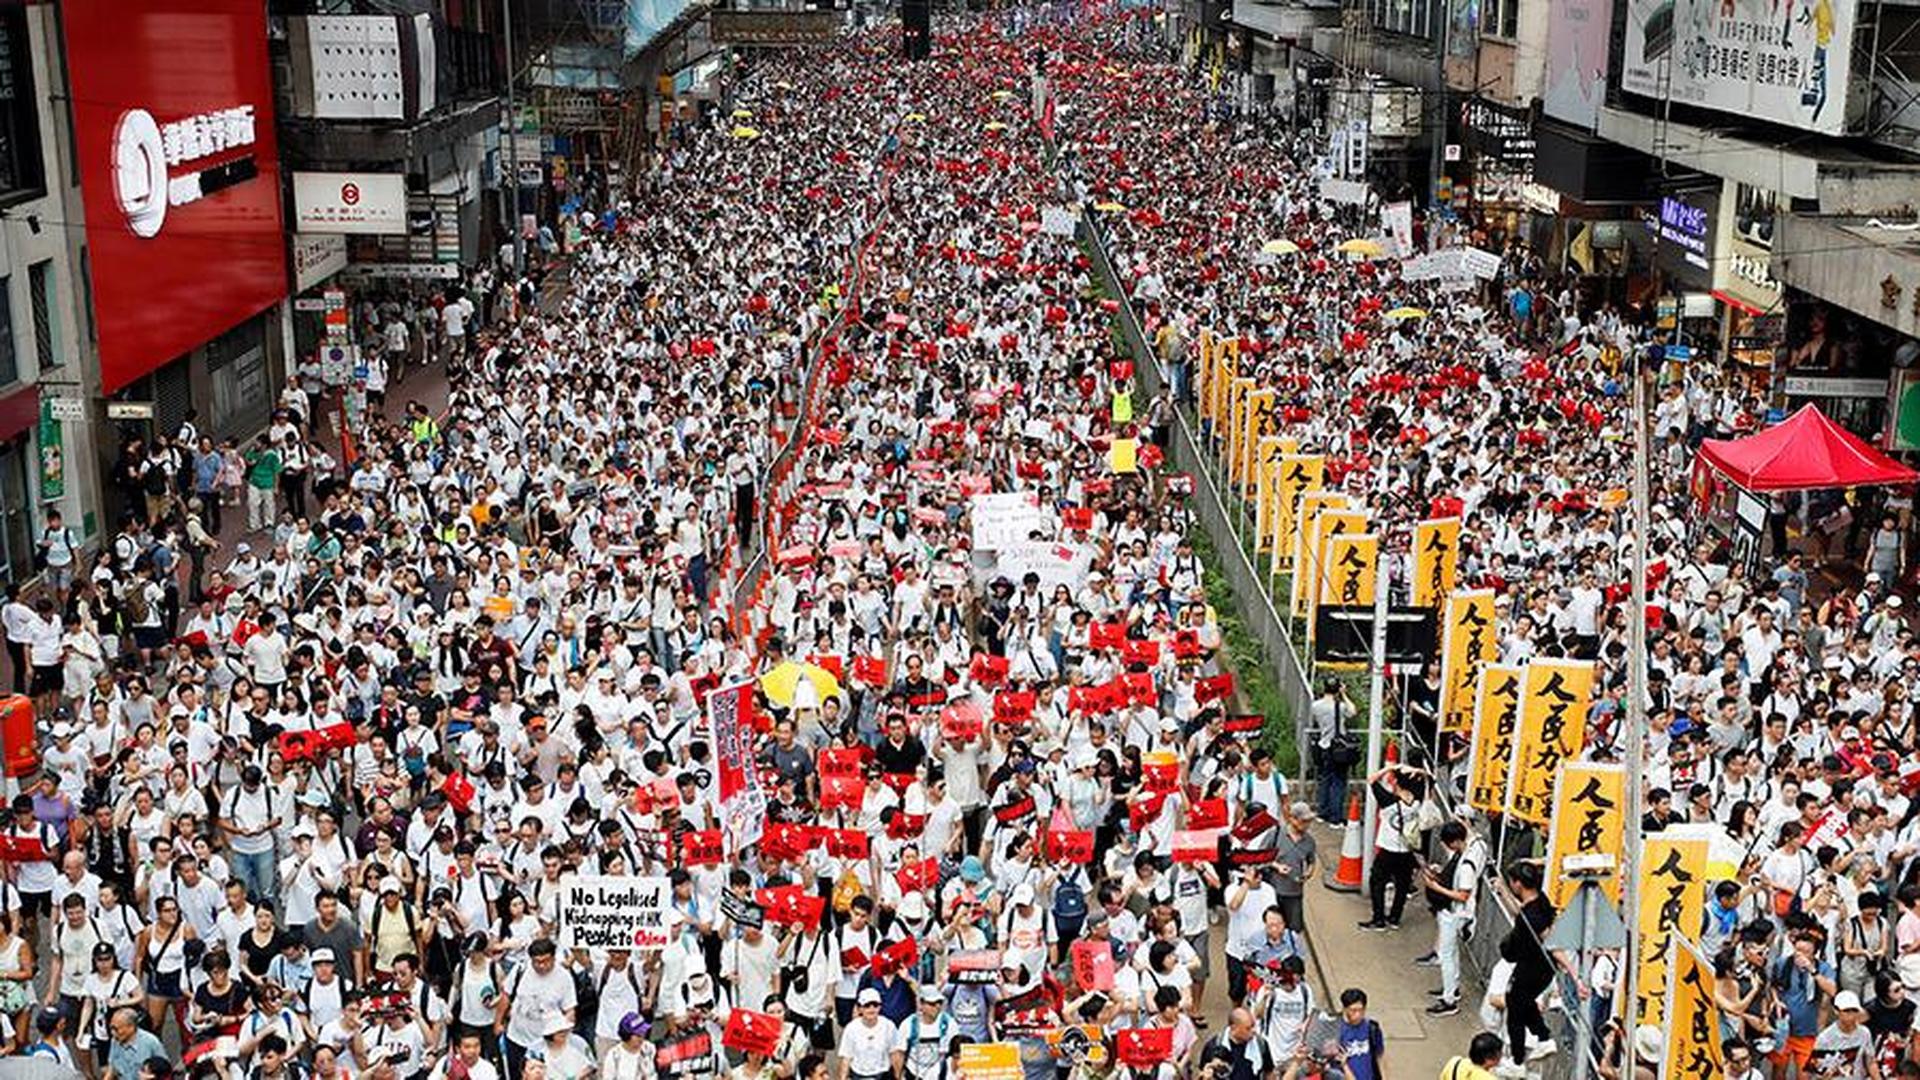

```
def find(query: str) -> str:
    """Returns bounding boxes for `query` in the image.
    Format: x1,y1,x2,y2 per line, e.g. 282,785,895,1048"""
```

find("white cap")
1012,882,1037,906
857,988,882,1006
291,822,317,840
1836,990,1865,1012
311,948,336,964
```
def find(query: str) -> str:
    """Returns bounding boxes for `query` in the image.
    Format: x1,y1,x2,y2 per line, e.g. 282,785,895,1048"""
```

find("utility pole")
502,0,526,276
1619,351,1653,1034
1360,448,1394,885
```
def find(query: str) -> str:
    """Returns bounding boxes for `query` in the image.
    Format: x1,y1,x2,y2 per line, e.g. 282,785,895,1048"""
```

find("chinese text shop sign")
63,1,288,394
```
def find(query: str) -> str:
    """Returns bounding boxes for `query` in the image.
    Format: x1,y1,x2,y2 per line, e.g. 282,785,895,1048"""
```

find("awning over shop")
1698,404,1918,491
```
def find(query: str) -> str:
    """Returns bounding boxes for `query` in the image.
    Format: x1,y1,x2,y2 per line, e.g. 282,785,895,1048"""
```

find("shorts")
18,890,50,919
28,665,62,696
1769,1035,1815,1072
132,625,167,651
43,566,71,592
1187,931,1212,980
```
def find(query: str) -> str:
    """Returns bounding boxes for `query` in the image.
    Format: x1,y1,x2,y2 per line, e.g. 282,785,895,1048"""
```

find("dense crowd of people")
5,5,1920,1080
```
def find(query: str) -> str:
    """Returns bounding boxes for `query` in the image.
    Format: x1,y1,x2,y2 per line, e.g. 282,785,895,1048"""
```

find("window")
27,260,51,373
0,8,44,200
1481,0,1518,38
0,276,16,387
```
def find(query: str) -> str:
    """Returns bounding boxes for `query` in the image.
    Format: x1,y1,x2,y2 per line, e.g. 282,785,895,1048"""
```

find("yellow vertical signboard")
1637,837,1708,1028
1270,455,1325,563
1225,377,1254,478
1506,659,1594,826
1544,761,1626,909
1253,438,1287,550
1294,507,1365,619
1466,665,1523,815
1664,938,1724,1080
1196,330,1218,423
1411,518,1462,609
1438,590,1497,735
1282,490,1344,583
1238,390,1275,490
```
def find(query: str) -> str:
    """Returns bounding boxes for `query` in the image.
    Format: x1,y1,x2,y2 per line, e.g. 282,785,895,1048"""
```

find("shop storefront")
1712,180,1787,391
0,386,37,582
1456,97,1538,241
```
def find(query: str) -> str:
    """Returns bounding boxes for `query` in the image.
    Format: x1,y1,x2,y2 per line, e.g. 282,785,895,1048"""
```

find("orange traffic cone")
1327,791,1365,892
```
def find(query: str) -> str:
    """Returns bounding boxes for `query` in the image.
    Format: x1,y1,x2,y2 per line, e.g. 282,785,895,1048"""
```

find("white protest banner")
1041,206,1078,237
970,492,1045,551
1381,201,1413,257
559,875,674,951
982,541,1092,592
1320,177,1369,206
1458,246,1503,280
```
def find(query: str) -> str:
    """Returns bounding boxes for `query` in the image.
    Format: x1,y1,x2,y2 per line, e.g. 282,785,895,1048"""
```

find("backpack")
123,583,152,625
1052,873,1088,941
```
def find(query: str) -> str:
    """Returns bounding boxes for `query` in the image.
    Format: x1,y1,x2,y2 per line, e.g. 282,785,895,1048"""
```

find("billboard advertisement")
1542,0,1614,127
64,1,288,395
1620,0,1856,133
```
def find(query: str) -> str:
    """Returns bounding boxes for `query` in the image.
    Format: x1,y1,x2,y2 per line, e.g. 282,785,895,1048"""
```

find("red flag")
819,748,866,782
1121,639,1161,667
970,654,1010,687
820,775,867,812
1173,828,1224,864
1224,713,1265,734
994,690,1037,722
1196,673,1236,704
886,812,929,840
895,856,941,893
852,655,888,685
870,938,920,978
1088,622,1127,650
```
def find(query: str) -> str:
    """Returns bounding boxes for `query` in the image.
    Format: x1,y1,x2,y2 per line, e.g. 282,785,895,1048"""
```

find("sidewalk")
1303,821,1484,1074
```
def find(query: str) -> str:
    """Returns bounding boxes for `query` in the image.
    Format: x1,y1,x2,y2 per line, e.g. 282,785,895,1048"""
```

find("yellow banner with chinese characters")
1238,390,1275,490
1196,329,1218,422
1317,533,1377,608
1209,337,1239,433
1271,455,1326,563
1637,837,1708,1028
1506,659,1594,826
1225,377,1255,478
1294,505,1364,618
1664,937,1724,1080
1411,518,1462,609
1438,590,1497,735
1545,761,1626,908
1253,439,1288,550
1466,664,1523,815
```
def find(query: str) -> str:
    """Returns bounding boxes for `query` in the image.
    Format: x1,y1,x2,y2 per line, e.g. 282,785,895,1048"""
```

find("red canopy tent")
1698,404,1919,492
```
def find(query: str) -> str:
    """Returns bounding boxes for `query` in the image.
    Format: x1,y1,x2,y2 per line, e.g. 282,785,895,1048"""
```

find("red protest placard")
0,833,47,863
970,654,1010,687
807,654,845,681
1128,792,1167,832
1070,939,1116,991
1123,672,1157,707
761,821,815,860
1196,673,1236,704
1231,809,1278,843
1171,630,1202,659
1115,1027,1174,1067
1173,828,1223,864
852,655,888,686
1045,829,1095,864
1062,507,1094,532
825,829,870,860
870,938,919,978
1143,756,1180,793
820,775,867,812
895,856,941,893
993,690,1036,722
1088,622,1126,650
879,772,917,795
1121,639,1161,667
441,772,476,813
1224,713,1265,734
819,747,865,782
756,886,826,931
723,1009,785,1057
941,700,984,742
1187,798,1228,830
682,829,724,867
886,812,929,840
317,723,357,750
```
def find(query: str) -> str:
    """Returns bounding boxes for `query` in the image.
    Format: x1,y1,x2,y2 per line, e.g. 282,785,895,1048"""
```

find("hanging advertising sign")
291,233,348,292
64,0,288,395
1620,0,1858,133
293,172,408,234
37,398,63,500
1542,0,1614,126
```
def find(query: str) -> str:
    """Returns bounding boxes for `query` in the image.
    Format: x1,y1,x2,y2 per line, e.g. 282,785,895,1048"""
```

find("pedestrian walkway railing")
1075,207,1316,773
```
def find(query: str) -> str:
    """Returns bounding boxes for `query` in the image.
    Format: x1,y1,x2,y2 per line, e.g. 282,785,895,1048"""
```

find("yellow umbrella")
1336,238,1385,257
775,81,794,90
985,121,1008,131
732,108,754,119
905,112,927,122
759,660,842,708
1260,239,1299,255
1385,306,1429,320
731,126,761,139
992,90,1014,100
1093,201,1126,213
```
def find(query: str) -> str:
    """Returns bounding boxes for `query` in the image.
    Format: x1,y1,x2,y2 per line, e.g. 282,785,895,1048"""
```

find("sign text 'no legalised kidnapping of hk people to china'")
559,876,675,951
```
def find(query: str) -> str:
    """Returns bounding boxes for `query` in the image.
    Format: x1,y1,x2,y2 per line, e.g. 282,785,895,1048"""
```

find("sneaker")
1493,1062,1530,1079
1425,999,1460,1017
1527,1039,1558,1062
1357,920,1387,931
1428,988,1451,998
1413,953,1439,966
1386,921,1403,931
